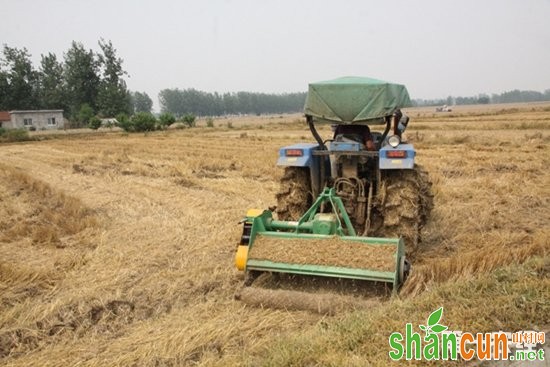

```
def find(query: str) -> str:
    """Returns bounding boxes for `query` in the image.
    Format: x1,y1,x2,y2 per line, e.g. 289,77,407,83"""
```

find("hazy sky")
1,0,549,110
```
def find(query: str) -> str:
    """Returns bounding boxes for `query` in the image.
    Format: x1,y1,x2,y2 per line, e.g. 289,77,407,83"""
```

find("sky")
1,0,549,111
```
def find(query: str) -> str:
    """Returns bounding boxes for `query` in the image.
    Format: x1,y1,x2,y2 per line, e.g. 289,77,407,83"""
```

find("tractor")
235,77,432,292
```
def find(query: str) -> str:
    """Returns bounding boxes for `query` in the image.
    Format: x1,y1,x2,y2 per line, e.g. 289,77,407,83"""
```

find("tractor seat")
371,132,383,145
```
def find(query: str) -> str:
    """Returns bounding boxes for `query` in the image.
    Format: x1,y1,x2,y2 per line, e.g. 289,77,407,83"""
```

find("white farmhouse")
0,110,65,130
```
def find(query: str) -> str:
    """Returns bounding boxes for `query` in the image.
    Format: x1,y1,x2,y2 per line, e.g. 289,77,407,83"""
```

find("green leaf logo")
431,324,448,333
428,307,443,327
420,307,448,335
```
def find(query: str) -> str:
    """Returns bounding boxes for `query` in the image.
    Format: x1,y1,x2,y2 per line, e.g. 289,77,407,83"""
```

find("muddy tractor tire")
275,167,313,221
375,165,433,258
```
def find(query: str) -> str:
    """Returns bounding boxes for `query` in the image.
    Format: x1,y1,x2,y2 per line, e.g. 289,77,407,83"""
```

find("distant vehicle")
436,105,452,112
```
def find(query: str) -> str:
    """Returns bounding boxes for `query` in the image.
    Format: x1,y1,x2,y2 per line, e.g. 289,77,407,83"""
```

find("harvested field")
235,287,380,315
248,235,397,272
0,103,549,366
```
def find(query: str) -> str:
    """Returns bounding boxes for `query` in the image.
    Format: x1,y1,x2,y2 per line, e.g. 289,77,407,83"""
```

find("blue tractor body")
276,143,318,167
378,143,416,170
274,116,420,235
272,77,432,251
277,142,416,170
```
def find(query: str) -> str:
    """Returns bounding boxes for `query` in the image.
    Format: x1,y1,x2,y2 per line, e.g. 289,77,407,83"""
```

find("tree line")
0,40,143,123
3,40,548,124
414,89,550,107
0,39,306,123
158,88,306,117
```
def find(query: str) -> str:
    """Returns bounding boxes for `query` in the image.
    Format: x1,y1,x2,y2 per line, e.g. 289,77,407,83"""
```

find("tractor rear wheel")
375,165,433,258
275,167,312,221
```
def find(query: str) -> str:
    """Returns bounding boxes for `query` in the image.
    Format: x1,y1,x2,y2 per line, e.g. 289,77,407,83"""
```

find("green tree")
158,112,176,128
132,91,153,113
477,94,490,104
130,112,157,132
0,45,39,109
88,116,102,130
39,53,66,110
115,112,129,123
64,41,100,118
158,88,307,116
182,113,196,127
76,103,94,126
96,39,131,117
0,68,9,110
159,88,184,116
116,112,131,131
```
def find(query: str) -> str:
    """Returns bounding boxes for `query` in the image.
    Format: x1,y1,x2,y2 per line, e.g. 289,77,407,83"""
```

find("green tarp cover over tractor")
304,76,412,124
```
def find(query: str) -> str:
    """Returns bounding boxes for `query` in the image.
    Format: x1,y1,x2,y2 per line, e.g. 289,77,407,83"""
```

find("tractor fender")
379,143,416,170
277,143,323,199
276,143,318,167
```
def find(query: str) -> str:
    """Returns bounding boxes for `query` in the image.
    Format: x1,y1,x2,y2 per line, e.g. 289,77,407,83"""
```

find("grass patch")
0,128,34,143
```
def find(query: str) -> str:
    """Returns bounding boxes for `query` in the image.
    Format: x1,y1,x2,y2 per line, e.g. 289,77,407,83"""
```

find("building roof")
9,110,64,114
0,111,10,121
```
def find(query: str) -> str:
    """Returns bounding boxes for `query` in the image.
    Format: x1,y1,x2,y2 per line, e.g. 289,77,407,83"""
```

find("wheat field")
1,103,549,366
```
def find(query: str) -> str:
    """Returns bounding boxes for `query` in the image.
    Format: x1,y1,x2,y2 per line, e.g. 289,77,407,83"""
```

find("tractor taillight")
286,149,303,157
387,150,407,158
